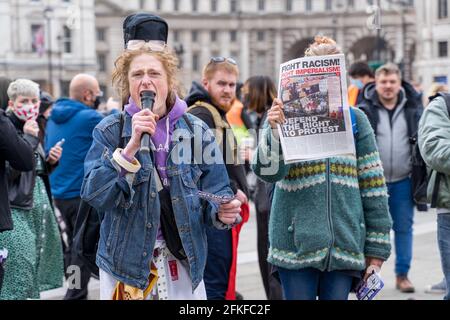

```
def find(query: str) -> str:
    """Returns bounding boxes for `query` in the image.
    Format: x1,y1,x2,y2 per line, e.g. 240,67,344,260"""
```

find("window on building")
31,24,44,53
258,0,265,11
439,41,448,57
367,0,374,5
211,30,217,42
60,81,70,97
326,0,332,11
348,0,354,9
193,53,200,71
192,0,198,12
99,85,107,101
98,53,107,72
174,0,180,11
286,0,293,11
173,30,180,42
63,26,72,53
192,30,198,42
439,0,448,19
230,0,238,13
256,51,266,69
211,0,218,12
96,28,106,42
139,0,145,9
257,31,265,41
230,30,237,42
230,51,239,65
305,0,312,12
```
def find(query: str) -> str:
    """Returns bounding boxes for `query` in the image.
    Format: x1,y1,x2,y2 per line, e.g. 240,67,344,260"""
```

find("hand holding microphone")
140,90,156,153
122,91,158,159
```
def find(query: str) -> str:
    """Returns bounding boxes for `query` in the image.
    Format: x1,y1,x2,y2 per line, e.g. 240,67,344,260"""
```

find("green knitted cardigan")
252,108,392,272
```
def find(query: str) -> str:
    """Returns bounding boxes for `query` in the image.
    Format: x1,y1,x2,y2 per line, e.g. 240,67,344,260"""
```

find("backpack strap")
182,113,198,165
441,92,450,118
430,92,450,118
188,101,230,131
187,101,238,164
431,172,443,209
118,112,125,149
182,113,194,132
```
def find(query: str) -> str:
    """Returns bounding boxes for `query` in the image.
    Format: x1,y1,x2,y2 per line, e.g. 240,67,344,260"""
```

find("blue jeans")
387,178,415,276
203,227,232,300
437,213,450,300
278,268,354,300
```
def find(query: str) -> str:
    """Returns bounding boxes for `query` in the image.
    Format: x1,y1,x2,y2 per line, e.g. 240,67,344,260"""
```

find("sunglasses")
126,40,167,52
209,56,237,66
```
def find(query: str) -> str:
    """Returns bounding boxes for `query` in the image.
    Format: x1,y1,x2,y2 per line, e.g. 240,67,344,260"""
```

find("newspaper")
277,54,355,163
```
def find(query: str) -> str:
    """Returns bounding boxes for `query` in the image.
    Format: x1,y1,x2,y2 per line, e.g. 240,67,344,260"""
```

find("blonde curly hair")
305,36,342,57
112,47,181,106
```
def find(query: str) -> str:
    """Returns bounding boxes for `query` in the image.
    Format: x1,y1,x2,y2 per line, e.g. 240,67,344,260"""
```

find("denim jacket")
81,111,234,291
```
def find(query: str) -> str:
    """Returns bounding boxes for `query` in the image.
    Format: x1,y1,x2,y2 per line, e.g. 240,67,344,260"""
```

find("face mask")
13,103,39,121
350,78,364,90
93,96,101,110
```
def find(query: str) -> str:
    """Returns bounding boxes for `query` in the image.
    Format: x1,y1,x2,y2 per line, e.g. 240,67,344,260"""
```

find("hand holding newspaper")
276,54,356,163
355,269,385,300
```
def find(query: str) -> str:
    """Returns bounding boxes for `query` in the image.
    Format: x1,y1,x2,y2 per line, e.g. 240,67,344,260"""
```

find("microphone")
140,90,156,153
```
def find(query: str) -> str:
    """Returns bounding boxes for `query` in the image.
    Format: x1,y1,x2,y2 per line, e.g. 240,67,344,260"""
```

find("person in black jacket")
186,58,249,300
0,79,64,300
0,76,11,111
0,107,34,293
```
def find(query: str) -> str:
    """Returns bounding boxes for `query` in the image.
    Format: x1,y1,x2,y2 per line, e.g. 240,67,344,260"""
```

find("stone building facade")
1,0,417,98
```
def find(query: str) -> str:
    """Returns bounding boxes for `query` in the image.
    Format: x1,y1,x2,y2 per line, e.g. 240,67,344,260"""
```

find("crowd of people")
0,13,449,301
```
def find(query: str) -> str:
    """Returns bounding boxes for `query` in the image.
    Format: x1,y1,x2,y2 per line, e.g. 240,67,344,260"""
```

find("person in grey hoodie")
358,63,423,293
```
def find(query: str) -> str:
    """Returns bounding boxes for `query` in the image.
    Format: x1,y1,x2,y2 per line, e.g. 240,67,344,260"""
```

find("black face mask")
93,96,101,110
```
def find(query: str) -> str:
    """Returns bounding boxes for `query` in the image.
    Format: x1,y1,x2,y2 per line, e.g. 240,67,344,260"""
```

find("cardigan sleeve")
251,121,289,183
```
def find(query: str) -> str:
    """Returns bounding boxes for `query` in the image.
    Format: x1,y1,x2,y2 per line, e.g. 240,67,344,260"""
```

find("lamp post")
332,0,345,41
386,0,410,77
376,0,382,62
43,6,54,95
174,43,185,68
366,0,382,65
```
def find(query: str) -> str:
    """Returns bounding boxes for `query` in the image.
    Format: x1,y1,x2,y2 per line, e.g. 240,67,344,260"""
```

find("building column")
200,30,210,71
240,30,249,82
274,29,283,79
220,30,231,60
181,30,193,87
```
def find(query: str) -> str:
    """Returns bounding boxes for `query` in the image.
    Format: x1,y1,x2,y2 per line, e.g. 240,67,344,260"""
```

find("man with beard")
358,63,423,294
186,57,249,300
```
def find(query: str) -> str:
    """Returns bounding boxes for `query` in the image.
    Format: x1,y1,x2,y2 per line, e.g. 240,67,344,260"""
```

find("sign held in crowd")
277,54,355,163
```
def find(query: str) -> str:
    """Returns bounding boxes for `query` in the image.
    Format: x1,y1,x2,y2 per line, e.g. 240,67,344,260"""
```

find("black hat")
39,91,54,114
123,13,169,48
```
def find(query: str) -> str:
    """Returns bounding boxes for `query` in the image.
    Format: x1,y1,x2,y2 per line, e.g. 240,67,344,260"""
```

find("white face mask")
13,103,39,121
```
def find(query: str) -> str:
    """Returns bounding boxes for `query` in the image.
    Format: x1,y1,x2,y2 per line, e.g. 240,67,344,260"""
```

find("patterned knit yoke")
252,107,392,272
